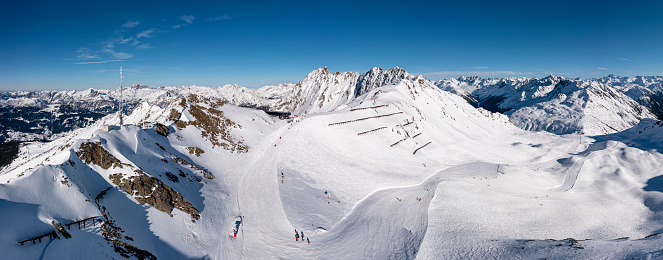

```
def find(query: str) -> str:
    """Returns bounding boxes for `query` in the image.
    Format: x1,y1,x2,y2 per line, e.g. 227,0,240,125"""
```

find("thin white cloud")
76,47,99,60
136,28,157,38
618,57,631,61
174,15,196,29
135,43,152,50
543,72,572,76
112,52,134,59
419,71,534,78
90,69,115,73
118,36,134,44
472,66,490,69
91,66,149,74
207,15,231,22
181,15,195,24
101,43,134,60
597,67,610,70
75,59,124,65
122,20,140,28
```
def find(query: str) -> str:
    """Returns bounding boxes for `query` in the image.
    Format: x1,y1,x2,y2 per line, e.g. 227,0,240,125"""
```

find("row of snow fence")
18,231,58,245
390,137,408,148
357,126,387,136
328,112,404,126
413,142,432,155
350,104,387,111
412,133,422,138
18,216,101,245
402,121,414,127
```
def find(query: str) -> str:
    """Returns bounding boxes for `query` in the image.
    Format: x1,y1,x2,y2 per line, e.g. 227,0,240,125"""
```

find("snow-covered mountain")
0,84,158,143
4,69,661,144
593,74,663,118
437,75,660,135
2,68,663,259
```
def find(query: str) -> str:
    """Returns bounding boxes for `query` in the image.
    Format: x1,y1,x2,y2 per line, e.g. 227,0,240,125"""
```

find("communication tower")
119,64,124,125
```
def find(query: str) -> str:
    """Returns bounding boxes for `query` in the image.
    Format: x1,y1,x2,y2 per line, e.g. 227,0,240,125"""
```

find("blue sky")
1,0,662,90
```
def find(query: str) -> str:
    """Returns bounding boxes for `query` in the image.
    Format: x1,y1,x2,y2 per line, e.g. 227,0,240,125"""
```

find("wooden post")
78,222,80,229
83,220,86,229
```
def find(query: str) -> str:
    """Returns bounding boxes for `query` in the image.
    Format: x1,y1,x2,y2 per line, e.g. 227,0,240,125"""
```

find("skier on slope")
295,232,300,241
300,231,304,241
307,237,310,245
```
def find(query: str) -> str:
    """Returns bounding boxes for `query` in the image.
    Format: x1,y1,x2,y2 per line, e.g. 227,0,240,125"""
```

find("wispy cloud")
472,66,490,69
597,67,610,70
174,15,196,29
91,66,150,74
135,43,152,50
118,36,134,44
111,52,134,59
75,59,124,65
73,16,194,65
618,57,631,61
181,15,195,24
419,70,534,78
207,15,231,22
76,47,99,60
136,28,157,38
122,20,140,28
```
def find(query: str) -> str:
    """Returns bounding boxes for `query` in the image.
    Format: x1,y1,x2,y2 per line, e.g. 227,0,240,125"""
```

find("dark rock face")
0,141,20,168
165,172,178,182
100,216,156,260
109,172,200,220
76,142,126,170
175,95,249,153
186,147,205,157
172,156,214,179
155,123,169,137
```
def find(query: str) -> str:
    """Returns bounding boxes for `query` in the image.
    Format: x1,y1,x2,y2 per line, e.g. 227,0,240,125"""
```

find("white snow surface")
437,75,660,135
1,69,663,259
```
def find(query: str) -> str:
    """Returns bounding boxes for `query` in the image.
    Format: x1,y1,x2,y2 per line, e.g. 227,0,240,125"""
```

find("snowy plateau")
1,67,663,259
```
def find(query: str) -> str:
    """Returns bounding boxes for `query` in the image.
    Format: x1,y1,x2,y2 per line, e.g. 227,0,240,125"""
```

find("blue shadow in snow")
644,175,663,193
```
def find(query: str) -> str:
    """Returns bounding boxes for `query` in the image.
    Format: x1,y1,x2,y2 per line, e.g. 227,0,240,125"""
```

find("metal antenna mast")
119,63,124,126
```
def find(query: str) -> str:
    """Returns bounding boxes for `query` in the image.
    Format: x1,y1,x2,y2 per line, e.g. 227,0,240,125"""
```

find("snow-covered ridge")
437,74,662,135
3,69,663,144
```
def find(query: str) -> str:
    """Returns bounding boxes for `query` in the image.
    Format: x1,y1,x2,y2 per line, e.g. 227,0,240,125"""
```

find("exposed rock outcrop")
186,147,205,157
175,95,249,153
76,142,127,170
155,123,170,137
109,171,200,220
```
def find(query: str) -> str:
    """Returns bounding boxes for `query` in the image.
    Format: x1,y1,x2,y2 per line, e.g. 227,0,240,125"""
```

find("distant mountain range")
2,68,662,143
